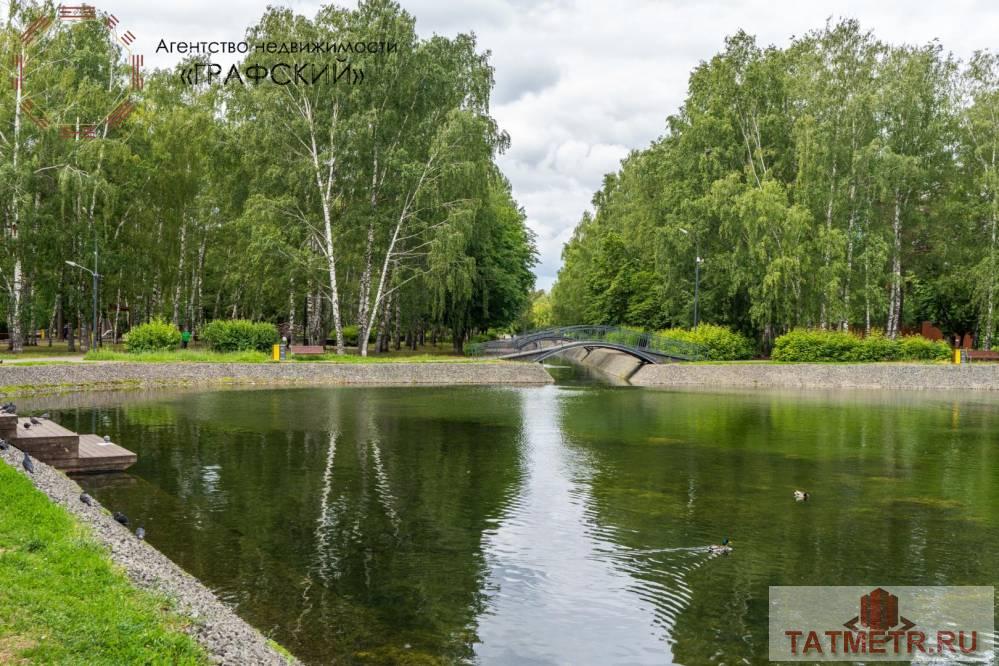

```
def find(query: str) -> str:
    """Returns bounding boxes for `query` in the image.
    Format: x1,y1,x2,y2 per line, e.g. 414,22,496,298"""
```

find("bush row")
200,320,278,352
656,324,755,360
124,318,181,352
124,319,279,353
770,329,951,362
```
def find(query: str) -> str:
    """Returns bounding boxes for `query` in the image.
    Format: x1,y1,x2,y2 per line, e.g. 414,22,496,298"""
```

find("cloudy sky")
34,0,999,288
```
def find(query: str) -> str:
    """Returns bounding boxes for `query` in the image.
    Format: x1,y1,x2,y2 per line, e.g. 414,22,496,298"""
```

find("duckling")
793,490,810,502
708,537,732,555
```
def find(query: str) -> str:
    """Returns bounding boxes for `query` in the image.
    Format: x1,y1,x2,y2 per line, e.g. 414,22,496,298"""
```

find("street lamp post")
694,254,703,327
66,253,100,350
678,228,703,327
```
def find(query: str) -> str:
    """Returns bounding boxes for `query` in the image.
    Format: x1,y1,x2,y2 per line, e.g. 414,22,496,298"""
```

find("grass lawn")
84,349,273,363
685,359,951,365
290,353,493,363
82,345,491,363
0,463,208,664
0,342,84,361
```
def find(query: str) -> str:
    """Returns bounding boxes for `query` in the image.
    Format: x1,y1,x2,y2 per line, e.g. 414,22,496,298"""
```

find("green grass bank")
0,463,207,664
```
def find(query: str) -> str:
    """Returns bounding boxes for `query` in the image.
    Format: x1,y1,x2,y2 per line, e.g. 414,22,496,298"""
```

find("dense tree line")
1,0,536,353
551,21,999,349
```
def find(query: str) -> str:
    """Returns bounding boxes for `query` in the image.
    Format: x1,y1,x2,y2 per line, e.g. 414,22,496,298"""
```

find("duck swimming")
708,537,732,555
793,490,810,502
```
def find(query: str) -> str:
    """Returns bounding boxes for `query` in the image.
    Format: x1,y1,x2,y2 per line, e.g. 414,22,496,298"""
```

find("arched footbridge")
466,325,703,364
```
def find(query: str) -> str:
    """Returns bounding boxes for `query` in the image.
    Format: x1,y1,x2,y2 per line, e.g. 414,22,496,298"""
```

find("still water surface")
40,363,999,664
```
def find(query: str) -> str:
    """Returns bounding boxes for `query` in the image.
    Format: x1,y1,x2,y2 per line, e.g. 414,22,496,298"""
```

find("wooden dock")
63,435,138,473
9,417,137,474
0,413,16,440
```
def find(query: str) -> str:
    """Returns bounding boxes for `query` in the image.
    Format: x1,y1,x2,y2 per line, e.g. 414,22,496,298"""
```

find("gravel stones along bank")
0,446,299,665
0,361,555,396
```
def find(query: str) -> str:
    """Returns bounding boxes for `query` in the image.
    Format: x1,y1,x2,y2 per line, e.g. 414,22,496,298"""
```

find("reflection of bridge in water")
467,325,703,364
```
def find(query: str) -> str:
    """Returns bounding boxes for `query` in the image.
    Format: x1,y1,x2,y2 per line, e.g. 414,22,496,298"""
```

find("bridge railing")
466,326,705,361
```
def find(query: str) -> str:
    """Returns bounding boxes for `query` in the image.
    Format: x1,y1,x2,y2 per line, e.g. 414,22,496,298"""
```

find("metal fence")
466,326,704,361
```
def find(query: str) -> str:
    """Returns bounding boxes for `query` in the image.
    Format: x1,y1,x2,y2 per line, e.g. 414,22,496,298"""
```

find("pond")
37,362,999,664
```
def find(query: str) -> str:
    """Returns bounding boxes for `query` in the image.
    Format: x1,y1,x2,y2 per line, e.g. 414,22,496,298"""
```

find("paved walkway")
0,356,88,364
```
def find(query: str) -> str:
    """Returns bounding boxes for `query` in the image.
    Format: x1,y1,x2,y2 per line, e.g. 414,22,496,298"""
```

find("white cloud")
29,0,999,289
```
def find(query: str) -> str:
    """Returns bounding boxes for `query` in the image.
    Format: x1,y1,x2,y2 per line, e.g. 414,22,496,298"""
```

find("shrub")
200,320,278,352
773,329,952,362
341,325,360,347
333,325,376,346
603,326,646,347
899,335,951,360
657,324,754,360
848,332,902,362
124,318,181,353
771,329,860,362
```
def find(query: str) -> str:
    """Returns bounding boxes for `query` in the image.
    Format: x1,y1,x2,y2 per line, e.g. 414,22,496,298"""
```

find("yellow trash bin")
953,348,962,364
273,344,281,361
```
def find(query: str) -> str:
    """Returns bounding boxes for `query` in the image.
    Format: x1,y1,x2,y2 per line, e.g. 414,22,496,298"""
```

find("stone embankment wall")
631,362,999,391
559,347,999,391
0,361,554,395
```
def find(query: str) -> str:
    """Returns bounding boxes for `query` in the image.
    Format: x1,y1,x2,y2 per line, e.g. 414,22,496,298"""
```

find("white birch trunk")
356,221,375,353
8,45,24,352
984,211,997,350
306,104,345,354
841,181,857,332
360,152,437,356
173,221,186,327
287,278,296,346
886,192,903,339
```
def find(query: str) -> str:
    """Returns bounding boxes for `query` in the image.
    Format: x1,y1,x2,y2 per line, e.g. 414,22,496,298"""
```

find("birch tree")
960,52,999,348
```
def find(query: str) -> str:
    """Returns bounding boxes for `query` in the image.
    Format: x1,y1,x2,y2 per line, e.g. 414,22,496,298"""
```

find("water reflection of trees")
57,386,999,664
556,389,999,665
65,387,528,664
300,388,528,663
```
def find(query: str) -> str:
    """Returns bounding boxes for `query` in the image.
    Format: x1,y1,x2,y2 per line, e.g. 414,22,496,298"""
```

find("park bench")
965,349,999,362
290,345,325,356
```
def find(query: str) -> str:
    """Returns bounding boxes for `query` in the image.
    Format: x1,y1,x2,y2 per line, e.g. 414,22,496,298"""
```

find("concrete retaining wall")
631,362,999,391
0,361,553,395
561,347,644,380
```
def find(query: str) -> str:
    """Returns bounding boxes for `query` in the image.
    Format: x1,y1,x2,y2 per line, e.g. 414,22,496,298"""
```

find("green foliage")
850,333,903,362
124,318,182,353
200,320,278,352
657,325,754,360
772,330,861,362
548,20,996,347
899,335,952,360
772,329,951,362
0,3,535,357
340,325,375,347
468,332,498,344
529,292,554,330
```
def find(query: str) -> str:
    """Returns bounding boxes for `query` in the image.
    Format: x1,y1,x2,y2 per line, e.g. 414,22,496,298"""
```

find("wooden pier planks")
0,414,16,440
61,435,138,474
11,417,78,466
9,416,137,473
